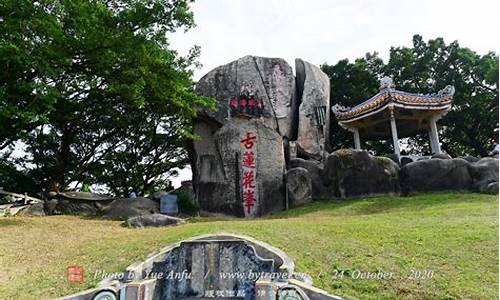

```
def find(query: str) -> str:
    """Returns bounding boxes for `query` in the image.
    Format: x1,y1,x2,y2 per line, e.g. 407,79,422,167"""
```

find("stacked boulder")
290,149,400,200
400,157,499,195
324,150,400,198
191,56,331,217
469,158,499,194
295,59,331,159
285,167,312,207
290,158,329,199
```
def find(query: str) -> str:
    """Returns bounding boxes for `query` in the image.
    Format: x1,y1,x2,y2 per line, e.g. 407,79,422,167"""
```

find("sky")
169,0,499,187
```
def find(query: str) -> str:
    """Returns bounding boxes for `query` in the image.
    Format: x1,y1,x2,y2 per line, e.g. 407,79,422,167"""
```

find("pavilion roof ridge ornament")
379,76,395,91
437,85,455,97
331,103,351,114
378,76,455,98
332,82,455,122
389,85,455,99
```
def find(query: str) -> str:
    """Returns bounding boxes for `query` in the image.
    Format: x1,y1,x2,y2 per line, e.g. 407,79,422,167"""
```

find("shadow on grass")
269,191,496,218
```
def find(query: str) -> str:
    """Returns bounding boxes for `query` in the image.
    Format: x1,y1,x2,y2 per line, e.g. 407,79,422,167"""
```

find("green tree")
323,35,498,157
0,0,213,195
385,35,498,157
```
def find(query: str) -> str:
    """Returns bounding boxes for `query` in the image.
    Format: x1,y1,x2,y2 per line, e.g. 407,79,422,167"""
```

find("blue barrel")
160,194,178,215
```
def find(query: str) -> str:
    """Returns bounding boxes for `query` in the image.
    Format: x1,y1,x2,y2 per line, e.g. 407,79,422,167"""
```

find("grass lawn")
0,192,497,300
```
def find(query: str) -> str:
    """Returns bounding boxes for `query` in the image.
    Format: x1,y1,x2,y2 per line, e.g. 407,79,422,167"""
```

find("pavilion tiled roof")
333,84,454,122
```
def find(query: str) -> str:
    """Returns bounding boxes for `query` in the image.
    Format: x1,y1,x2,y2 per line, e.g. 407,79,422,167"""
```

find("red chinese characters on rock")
229,97,264,118
240,132,257,216
242,151,255,168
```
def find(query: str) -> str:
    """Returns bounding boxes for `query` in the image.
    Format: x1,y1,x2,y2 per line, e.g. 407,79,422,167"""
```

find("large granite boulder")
286,167,312,207
191,56,299,217
400,158,472,195
324,149,400,198
54,199,100,216
126,214,185,228
195,55,295,137
48,192,115,216
191,56,338,216
294,59,331,158
468,157,499,194
401,157,499,195
193,118,285,217
290,158,329,199
101,197,160,220
17,202,46,216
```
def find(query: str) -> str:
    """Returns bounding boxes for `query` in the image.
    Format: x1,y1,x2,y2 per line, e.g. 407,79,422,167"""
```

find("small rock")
101,197,160,220
17,202,45,216
126,214,185,228
290,158,328,199
484,182,499,194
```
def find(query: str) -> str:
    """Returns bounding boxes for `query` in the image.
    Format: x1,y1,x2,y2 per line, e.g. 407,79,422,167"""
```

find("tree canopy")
1,4,497,199
0,0,214,196
322,35,499,157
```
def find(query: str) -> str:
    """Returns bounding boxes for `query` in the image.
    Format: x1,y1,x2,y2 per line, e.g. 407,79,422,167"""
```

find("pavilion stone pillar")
352,128,361,150
428,129,437,154
389,108,401,158
429,116,441,154
346,127,361,150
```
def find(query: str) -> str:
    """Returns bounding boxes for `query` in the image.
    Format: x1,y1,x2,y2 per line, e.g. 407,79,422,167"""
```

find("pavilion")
332,77,454,159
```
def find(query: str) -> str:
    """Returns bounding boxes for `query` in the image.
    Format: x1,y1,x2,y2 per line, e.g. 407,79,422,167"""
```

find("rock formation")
194,55,296,137
126,214,185,228
324,149,400,198
286,167,312,207
400,157,499,195
101,197,160,219
469,157,499,194
295,59,331,159
191,55,331,217
290,158,329,199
